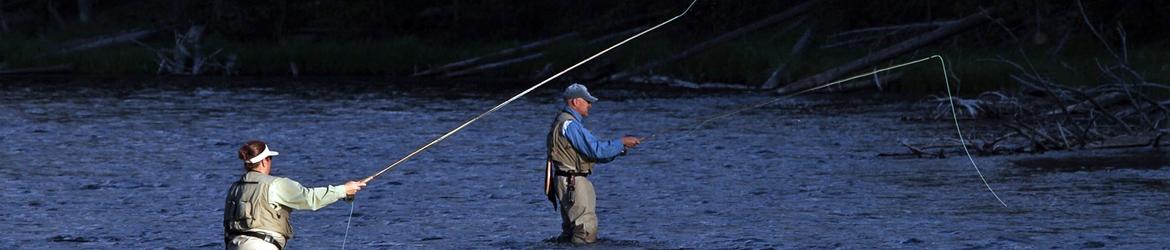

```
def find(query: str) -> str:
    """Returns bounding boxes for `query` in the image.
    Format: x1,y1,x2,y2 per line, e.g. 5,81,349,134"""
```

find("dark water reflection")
1,80,1167,249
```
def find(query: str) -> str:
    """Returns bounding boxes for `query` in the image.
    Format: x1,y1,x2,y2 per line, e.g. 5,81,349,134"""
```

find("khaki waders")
555,169,597,244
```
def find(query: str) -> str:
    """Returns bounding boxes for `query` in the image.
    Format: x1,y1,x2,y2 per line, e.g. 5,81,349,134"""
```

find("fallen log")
829,20,961,39
442,52,545,78
608,0,823,82
883,132,1170,157
819,71,903,93
761,24,813,90
1085,132,1167,149
776,8,991,95
626,75,755,90
439,24,652,79
822,19,960,49
416,10,673,77
0,64,71,75
879,141,970,158
51,28,156,56
1045,91,1126,115
412,32,578,77
586,25,649,45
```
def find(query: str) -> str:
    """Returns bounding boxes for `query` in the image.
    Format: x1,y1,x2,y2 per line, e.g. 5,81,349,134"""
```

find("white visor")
246,145,280,164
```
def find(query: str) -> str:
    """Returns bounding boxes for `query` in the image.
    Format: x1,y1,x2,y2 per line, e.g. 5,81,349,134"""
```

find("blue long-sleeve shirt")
559,106,625,163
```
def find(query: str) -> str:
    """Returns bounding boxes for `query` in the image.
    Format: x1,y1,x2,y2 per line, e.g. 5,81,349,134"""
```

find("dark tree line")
2,0,1166,45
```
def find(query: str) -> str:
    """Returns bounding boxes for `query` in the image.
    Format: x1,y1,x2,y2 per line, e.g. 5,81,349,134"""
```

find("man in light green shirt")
224,141,365,250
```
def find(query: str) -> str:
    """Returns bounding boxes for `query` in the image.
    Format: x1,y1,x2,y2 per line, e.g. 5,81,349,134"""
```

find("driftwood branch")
822,19,960,49
1045,91,1126,115
1076,0,1118,60
777,8,991,95
138,25,235,76
626,75,755,90
51,28,157,56
607,0,823,82
413,32,578,77
819,72,903,93
416,10,673,78
438,23,658,78
0,64,71,75
761,25,814,89
1085,132,1168,149
442,52,545,78
586,25,648,44
46,0,64,30
829,20,961,39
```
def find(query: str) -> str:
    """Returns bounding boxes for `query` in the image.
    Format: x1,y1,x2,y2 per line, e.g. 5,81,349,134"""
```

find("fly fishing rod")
637,55,1008,208
357,0,697,185
341,2,698,249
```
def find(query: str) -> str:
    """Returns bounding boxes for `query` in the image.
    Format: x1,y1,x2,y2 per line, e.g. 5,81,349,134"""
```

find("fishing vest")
224,171,294,242
548,111,595,173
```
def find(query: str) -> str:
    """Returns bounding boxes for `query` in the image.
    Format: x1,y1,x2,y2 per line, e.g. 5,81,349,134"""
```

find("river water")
1,80,1167,249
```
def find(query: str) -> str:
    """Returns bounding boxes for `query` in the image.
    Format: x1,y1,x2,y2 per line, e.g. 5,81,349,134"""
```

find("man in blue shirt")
544,83,640,244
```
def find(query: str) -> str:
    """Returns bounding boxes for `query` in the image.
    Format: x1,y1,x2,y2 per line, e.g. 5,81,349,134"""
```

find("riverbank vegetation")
0,1,1163,89
3,0,1170,155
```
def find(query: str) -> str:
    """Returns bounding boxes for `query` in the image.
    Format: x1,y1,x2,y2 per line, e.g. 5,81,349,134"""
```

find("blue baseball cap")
562,83,599,103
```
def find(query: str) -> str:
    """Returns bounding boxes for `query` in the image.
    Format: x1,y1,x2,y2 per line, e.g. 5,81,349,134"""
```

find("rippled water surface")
1,80,1167,249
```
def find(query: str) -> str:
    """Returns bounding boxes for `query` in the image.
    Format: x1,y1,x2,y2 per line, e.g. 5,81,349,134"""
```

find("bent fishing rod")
638,55,1008,208
358,0,698,185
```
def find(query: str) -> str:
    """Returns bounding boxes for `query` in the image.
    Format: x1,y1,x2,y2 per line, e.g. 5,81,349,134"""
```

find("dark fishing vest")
548,111,595,173
224,171,294,242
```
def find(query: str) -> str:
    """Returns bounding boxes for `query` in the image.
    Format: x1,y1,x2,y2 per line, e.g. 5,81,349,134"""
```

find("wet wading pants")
555,174,597,243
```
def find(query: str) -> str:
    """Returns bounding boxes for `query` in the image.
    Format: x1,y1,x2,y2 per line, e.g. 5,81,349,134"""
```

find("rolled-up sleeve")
563,120,624,163
268,178,347,211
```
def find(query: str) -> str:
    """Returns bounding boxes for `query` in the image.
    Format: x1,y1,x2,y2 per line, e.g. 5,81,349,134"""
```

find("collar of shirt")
562,105,585,123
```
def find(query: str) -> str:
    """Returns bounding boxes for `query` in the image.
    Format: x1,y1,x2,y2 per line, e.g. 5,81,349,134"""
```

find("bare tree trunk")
0,0,9,33
776,8,991,95
77,0,91,23
0,64,71,74
607,0,823,82
761,26,814,89
47,0,65,30
276,0,287,42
